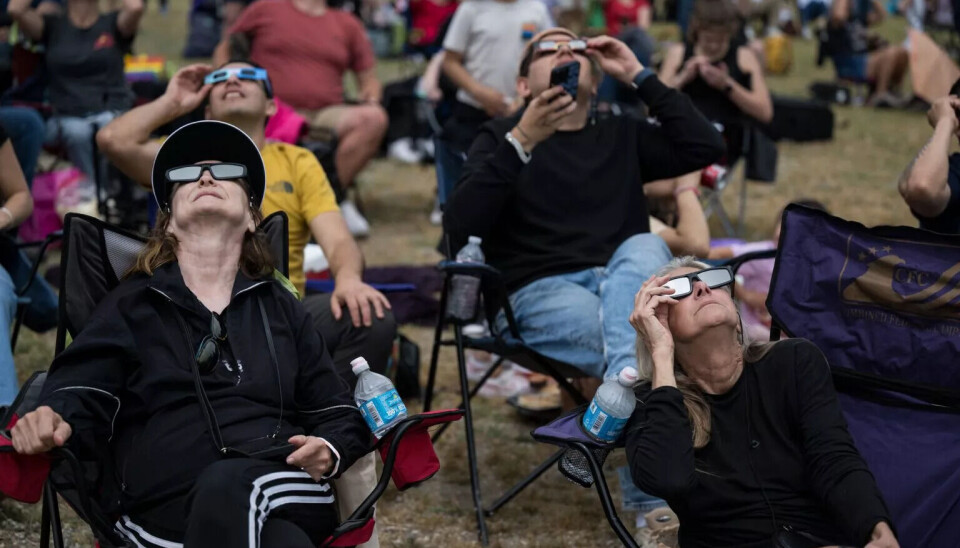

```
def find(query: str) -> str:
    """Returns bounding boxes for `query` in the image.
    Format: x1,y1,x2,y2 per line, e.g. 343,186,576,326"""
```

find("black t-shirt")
913,153,960,234
42,11,133,116
0,123,8,146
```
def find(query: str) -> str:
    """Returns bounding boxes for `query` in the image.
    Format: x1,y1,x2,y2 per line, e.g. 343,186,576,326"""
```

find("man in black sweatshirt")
444,27,725,381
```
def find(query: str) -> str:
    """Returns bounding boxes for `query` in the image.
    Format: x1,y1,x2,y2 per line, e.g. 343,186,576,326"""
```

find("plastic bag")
53,168,99,221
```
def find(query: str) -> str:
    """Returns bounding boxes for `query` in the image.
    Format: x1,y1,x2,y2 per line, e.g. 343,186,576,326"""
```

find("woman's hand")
864,521,899,548
699,62,731,91
676,55,708,88
286,435,336,481
586,35,645,85
630,275,679,359
10,406,72,455
512,86,576,151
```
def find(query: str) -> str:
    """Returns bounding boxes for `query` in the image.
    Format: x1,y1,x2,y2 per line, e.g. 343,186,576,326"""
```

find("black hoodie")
39,262,369,515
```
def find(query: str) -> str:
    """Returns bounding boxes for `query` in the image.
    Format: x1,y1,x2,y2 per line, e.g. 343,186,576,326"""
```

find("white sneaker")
303,243,329,273
388,138,423,164
477,367,532,398
340,200,370,238
430,198,443,226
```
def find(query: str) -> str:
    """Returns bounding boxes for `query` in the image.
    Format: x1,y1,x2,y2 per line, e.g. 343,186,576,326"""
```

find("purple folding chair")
767,204,960,548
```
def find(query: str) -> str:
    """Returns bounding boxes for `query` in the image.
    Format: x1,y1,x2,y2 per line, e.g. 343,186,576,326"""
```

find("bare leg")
334,105,388,188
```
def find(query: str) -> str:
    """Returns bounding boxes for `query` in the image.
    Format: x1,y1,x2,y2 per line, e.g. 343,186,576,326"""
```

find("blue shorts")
833,53,869,82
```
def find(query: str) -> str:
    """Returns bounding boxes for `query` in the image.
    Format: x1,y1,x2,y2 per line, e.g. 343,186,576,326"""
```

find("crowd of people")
1,0,957,545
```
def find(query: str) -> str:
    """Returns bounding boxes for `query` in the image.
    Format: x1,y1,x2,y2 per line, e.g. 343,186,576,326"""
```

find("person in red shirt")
604,0,651,37
409,0,458,55
214,0,388,234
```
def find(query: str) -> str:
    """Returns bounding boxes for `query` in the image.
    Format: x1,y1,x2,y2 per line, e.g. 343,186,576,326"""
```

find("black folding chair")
0,230,62,352
0,212,463,547
423,260,590,545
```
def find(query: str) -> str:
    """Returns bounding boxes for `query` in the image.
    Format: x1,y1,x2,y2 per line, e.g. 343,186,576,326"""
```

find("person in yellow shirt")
97,62,394,548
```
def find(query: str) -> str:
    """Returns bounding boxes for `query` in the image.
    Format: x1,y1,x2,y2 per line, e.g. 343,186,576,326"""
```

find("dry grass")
1,2,937,546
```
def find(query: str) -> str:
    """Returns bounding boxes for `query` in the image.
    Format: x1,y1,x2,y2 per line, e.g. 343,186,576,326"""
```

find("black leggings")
115,458,339,548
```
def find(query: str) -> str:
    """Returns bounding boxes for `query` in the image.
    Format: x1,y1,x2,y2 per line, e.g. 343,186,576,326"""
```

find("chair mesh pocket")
558,446,611,488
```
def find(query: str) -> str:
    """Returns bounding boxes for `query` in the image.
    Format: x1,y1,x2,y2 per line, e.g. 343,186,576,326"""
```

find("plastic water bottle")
352,357,408,439
446,236,485,321
581,367,639,443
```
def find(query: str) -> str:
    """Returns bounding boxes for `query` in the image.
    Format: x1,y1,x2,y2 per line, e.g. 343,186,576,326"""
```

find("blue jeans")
435,136,466,208
45,110,118,183
496,233,672,380
0,265,20,406
0,106,45,187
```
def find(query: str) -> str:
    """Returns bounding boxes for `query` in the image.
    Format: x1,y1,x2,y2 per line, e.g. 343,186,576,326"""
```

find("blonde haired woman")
625,256,898,548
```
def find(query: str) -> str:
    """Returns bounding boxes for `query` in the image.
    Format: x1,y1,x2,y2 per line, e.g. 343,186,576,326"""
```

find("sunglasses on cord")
534,39,588,56
165,163,247,184
195,312,227,375
204,67,273,96
663,267,735,299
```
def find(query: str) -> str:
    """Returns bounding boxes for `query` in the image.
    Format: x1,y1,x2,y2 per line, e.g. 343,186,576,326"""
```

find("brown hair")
687,0,741,45
634,256,777,448
129,183,274,279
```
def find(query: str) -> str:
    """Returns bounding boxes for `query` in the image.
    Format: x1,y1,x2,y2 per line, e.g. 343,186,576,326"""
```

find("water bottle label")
359,389,407,433
582,401,628,442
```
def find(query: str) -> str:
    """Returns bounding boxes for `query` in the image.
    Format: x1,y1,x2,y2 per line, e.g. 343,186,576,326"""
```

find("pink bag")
18,168,71,242
264,98,306,144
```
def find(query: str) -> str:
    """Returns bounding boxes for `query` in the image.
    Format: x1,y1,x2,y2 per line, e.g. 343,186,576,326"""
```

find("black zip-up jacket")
444,75,726,292
39,262,370,514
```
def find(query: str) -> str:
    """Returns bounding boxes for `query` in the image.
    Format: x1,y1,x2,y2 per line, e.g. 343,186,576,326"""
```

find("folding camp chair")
423,260,591,545
527,249,777,547
766,204,960,548
700,122,777,237
0,230,62,352
0,212,462,548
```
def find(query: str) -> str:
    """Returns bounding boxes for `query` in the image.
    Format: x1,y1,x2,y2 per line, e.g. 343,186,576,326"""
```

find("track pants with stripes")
114,458,339,548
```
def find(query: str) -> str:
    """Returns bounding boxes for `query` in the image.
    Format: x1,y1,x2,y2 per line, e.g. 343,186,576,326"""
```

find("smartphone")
549,61,580,101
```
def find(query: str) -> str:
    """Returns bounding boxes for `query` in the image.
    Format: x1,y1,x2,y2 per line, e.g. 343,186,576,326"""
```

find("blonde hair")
635,256,776,448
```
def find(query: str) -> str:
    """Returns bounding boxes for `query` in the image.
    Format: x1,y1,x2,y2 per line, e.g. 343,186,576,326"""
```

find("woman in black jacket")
10,121,370,548
626,256,898,548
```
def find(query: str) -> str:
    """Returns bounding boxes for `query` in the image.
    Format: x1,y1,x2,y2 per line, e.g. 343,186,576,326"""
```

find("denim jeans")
0,265,20,406
0,106,46,187
496,233,672,380
45,110,118,183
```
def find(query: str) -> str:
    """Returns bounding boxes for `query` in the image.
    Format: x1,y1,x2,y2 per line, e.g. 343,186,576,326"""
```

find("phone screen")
550,61,580,101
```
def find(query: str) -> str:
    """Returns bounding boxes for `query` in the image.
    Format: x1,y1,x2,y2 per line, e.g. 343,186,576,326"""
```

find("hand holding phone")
550,61,580,101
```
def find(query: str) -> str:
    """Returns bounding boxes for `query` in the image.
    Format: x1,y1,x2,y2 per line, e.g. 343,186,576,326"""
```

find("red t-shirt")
230,0,376,110
409,0,458,47
604,0,649,37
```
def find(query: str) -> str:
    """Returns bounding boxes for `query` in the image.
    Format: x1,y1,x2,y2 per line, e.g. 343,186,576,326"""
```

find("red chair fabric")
0,414,51,503
377,410,462,491
323,517,376,547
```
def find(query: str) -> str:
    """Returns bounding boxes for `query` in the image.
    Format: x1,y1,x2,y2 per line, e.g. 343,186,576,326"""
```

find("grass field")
1,2,936,547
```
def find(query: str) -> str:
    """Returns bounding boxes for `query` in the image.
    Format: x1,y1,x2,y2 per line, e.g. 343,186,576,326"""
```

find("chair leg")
423,311,444,413
41,482,65,548
431,356,503,443
453,326,489,545
574,442,641,548
423,278,451,413
484,448,564,517
10,303,26,352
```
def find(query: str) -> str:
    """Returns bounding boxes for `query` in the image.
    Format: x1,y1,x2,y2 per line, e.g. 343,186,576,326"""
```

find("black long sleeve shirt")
443,76,726,292
625,339,892,548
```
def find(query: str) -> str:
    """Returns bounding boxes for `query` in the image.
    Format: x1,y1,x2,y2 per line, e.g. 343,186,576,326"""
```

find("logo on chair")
839,233,960,320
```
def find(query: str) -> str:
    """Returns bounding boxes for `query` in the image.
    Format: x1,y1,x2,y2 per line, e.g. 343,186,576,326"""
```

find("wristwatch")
504,131,532,164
